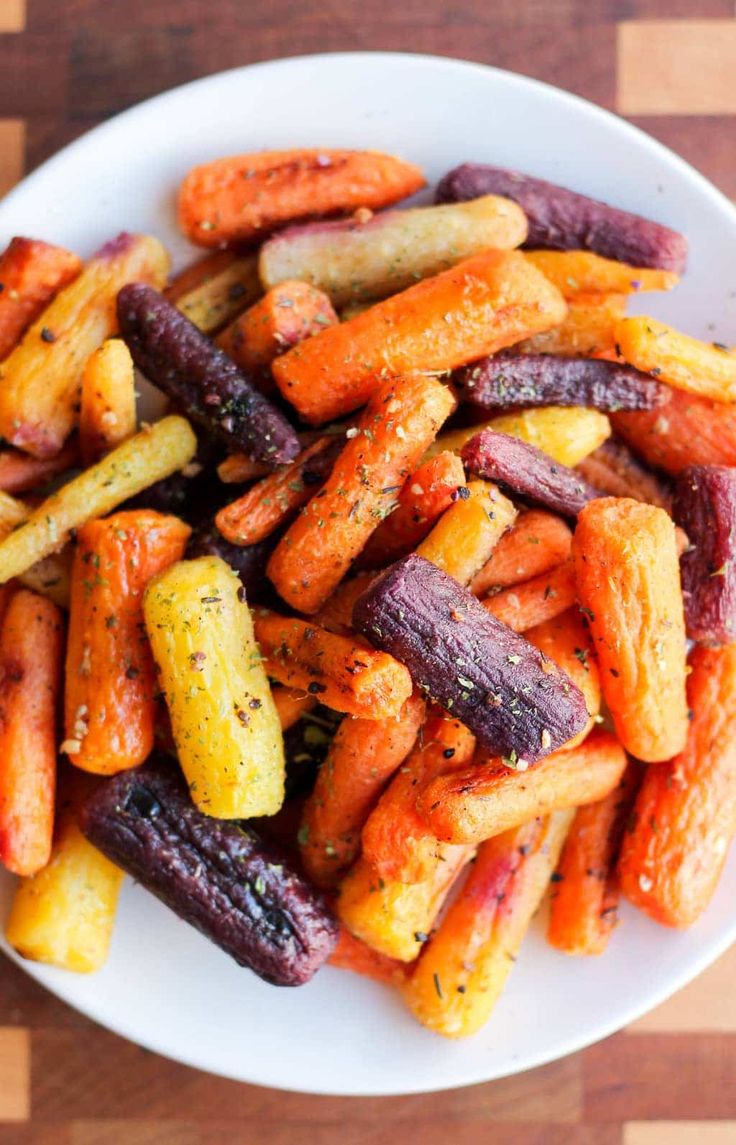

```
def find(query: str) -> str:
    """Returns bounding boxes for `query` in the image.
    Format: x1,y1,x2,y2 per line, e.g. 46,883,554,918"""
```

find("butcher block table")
1,2,736,1141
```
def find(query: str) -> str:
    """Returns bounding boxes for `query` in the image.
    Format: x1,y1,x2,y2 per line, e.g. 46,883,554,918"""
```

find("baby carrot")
616,315,736,403
299,693,425,887
430,406,611,468
63,510,191,775
0,588,64,876
164,250,238,303
619,644,736,928
470,510,572,597
482,559,577,632
0,237,82,359
216,280,338,377
0,440,81,496
267,374,454,613
313,571,377,636
613,387,736,474
253,610,413,720
215,435,342,546
519,292,627,358
216,453,272,484
573,498,688,763
574,438,672,510
548,761,640,955
272,250,567,424
79,339,137,464
328,925,408,988
525,607,601,749
271,685,316,731
524,251,678,298
415,479,517,586
361,712,476,884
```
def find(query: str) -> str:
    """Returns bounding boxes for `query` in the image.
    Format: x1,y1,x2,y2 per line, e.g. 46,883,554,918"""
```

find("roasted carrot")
79,339,137,464
619,644,736,928
360,712,476,885
525,251,678,299
253,610,413,720
173,254,261,334
216,453,272,485
613,387,736,475
328,925,408,988
337,843,472,962
415,479,517,586
0,439,81,496
178,148,426,247
616,315,736,403
273,250,567,424
574,437,672,510
548,761,641,955
573,498,688,763
470,510,572,597
519,292,627,357
0,237,82,359
215,435,342,546
313,571,376,637
420,727,628,846
482,559,577,632
63,511,191,775
403,811,573,1037
430,406,611,468
0,588,63,875
525,607,601,749
267,374,454,613
271,685,316,731
299,693,425,887
164,250,238,303
216,280,338,378
358,451,466,567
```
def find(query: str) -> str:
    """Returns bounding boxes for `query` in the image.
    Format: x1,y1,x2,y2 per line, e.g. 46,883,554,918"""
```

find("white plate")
1,52,735,1096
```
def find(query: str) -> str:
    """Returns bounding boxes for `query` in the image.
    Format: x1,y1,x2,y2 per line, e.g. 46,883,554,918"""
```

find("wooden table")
1,2,736,1141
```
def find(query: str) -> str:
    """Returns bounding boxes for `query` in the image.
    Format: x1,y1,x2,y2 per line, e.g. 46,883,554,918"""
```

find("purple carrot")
674,465,736,644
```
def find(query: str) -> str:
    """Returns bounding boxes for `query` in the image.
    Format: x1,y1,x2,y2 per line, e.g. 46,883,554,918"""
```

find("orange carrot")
272,250,567,425
253,610,412,720
573,498,688,763
613,387,736,475
0,237,82,359
574,438,672,510
525,607,601,749
313,571,376,636
470,509,572,596
482,559,577,632
299,693,425,887
420,728,628,846
164,250,238,303
215,435,342,546
178,148,425,247
328,925,408,987
217,280,338,379
616,315,736,403
271,685,316,731
0,588,63,875
415,479,518,586
403,811,572,1037
0,439,81,495
548,761,641,955
361,712,476,885
519,292,626,357
79,339,137,464
63,511,191,775
216,453,272,485
267,374,454,613
358,451,466,567
524,251,678,299
619,644,736,928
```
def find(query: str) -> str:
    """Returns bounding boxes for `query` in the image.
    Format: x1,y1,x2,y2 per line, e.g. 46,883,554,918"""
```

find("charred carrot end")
361,712,476,885
573,497,688,763
217,281,338,376
525,251,678,299
0,439,81,496
482,558,577,633
613,389,736,475
79,339,137,465
359,451,466,567
215,435,342,547
328,925,408,988
178,148,426,247
267,374,454,613
415,479,518,587
616,315,736,403
0,237,82,360
548,761,641,955
403,811,572,1037
420,728,628,846
337,845,472,962
300,693,425,887
470,510,572,597
164,250,239,303
253,610,413,720
619,644,736,928
525,607,601,749
271,685,316,731
520,292,627,358
64,510,191,775
272,250,567,425
0,588,63,876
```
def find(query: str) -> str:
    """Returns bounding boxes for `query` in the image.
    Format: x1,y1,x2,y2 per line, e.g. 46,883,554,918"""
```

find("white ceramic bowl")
1,52,735,1096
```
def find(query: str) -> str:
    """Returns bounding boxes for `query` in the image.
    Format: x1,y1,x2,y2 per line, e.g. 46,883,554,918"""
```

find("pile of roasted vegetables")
0,147,734,1039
